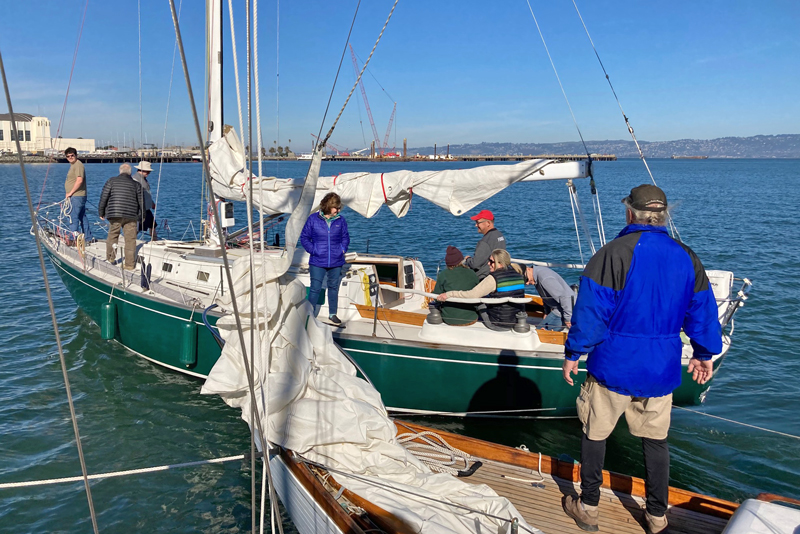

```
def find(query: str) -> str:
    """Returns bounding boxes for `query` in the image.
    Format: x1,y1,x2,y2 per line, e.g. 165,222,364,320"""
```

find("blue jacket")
564,224,722,397
300,211,350,268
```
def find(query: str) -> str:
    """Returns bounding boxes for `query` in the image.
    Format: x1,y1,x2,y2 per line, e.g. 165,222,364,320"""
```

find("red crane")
310,133,350,156
350,44,383,155
382,102,396,154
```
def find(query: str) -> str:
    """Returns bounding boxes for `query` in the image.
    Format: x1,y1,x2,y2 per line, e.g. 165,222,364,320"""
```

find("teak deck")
287,422,738,533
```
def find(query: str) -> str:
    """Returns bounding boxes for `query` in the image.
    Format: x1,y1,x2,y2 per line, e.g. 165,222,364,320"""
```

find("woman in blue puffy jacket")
300,193,350,324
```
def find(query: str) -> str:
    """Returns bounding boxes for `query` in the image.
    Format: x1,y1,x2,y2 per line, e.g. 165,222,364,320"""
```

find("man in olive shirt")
433,246,479,326
64,147,93,242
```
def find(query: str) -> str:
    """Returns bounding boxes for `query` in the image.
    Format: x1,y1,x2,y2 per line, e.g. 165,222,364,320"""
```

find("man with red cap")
464,209,506,280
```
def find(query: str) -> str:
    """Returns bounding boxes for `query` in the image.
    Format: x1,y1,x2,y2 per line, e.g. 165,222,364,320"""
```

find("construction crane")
310,133,350,156
350,44,383,156
382,102,396,154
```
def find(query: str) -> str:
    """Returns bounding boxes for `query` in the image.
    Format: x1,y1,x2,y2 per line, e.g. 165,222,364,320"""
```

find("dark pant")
579,432,670,516
309,264,342,316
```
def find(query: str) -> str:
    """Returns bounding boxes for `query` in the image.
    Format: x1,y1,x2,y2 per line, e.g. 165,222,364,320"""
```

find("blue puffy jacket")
564,224,722,397
300,212,350,268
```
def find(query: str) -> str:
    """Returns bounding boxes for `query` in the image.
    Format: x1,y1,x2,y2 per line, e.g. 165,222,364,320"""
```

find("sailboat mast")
207,0,223,143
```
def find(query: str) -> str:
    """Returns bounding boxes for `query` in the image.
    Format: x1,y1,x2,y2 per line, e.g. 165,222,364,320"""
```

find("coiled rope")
397,430,477,476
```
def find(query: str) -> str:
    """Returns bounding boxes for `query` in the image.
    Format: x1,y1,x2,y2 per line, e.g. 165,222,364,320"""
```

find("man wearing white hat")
133,161,157,239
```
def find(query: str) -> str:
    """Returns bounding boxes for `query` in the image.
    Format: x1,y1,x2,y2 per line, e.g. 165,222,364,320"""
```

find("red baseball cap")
470,209,494,221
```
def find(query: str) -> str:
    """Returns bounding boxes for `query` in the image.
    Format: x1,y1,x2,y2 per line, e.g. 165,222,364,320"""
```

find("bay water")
1,158,798,532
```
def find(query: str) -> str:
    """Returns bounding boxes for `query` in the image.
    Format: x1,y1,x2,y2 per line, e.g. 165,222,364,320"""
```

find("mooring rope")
673,405,800,440
0,49,100,534
0,454,255,490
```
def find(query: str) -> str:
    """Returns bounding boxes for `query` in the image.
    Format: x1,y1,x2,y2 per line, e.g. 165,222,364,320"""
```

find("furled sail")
208,127,589,218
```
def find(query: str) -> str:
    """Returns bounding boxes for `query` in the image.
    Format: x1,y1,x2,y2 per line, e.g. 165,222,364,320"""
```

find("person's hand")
687,358,713,384
565,321,572,328
562,359,579,385
436,293,449,302
100,216,105,221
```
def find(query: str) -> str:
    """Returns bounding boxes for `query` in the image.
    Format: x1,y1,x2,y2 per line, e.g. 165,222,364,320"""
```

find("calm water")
1,158,798,532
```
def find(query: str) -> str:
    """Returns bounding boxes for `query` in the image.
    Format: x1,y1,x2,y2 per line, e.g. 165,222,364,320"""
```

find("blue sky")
1,0,798,151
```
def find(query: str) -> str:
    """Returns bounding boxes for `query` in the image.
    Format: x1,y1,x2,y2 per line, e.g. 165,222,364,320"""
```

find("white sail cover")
208,128,588,218
201,149,540,534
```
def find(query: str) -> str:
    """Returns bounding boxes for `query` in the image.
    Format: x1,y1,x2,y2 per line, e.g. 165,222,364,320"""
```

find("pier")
0,152,615,164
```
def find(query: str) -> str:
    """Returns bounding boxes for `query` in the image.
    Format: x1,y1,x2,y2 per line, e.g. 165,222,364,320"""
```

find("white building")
0,113,95,153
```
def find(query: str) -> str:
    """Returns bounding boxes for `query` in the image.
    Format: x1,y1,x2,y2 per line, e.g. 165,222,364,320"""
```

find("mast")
207,0,223,144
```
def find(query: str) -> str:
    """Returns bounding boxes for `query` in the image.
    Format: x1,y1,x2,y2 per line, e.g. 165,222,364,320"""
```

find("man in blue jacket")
561,184,722,534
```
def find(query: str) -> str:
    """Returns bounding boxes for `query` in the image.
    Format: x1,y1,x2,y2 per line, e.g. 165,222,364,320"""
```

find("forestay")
208,127,588,218
201,149,537,533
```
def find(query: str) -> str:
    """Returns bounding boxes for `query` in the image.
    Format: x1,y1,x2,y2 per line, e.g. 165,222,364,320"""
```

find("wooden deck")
462,457,727,533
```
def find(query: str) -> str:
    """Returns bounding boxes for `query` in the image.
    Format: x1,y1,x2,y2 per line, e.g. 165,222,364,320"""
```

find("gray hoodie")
465,227,506,279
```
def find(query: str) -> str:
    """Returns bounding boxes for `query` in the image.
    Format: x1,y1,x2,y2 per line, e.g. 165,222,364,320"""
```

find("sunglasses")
488,258,495,265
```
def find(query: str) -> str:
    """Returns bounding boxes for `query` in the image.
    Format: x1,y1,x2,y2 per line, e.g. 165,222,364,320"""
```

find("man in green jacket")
433,246,479,326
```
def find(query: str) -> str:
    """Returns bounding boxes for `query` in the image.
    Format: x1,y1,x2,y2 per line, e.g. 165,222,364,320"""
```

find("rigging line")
568,185,585,264
298,457,539,534
672,405,800,440
167,0,269,472
314,0,363,145
138,0,143,151
524,0,590,158
0,49,100,534
569,0,681,241
36,0,89,210
275,0,280,175
244,3,261,533
319,0,400,147
352,49,395,101
150,0,183,253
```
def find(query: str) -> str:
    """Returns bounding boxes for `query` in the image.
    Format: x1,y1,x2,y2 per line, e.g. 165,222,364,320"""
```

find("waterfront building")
0,113,95,153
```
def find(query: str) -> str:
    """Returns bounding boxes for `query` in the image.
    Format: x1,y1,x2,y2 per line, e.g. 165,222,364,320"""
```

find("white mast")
207,0,223,144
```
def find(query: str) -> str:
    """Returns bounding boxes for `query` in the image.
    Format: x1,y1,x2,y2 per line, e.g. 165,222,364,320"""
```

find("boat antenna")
569,0,681,241
0,48,100,534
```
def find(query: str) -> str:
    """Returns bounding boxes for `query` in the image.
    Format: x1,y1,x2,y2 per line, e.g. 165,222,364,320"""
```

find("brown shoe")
563,495,599,532
644,511,668,534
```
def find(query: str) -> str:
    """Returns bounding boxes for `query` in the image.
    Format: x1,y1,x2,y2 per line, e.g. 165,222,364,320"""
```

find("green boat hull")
45,245,722,417
45,246,222,377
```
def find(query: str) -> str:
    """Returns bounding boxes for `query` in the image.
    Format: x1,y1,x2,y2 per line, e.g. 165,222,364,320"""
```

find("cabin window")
162,262,173,273
197,271,210,282
25,131,31,141
0,130,3,140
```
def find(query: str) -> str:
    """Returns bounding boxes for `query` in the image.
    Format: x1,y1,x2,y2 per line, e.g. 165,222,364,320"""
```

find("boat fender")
457,461,483,477
179,322,198,368
100,302,117,340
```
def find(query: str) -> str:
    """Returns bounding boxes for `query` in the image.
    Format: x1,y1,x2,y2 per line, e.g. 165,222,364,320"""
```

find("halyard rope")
0,49,100,534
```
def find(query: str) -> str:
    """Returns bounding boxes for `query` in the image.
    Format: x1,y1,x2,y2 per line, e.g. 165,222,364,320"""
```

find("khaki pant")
106,218,138,269
577,375,672,440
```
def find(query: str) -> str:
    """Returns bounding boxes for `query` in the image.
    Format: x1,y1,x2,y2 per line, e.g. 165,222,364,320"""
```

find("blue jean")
68,195,93,240
308,264,343,316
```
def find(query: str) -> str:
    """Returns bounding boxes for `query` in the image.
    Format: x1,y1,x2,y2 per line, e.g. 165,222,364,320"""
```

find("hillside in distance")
409,134,800,158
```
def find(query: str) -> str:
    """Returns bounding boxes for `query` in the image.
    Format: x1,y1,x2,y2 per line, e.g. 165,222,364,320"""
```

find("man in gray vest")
464,209,506,280
98,163,142,270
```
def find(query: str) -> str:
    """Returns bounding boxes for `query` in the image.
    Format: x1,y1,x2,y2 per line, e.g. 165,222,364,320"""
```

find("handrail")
511,257,586,270
378,285,531,305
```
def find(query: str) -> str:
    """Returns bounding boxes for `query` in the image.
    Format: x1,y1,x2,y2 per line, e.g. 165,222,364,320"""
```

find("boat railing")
511,257,586,270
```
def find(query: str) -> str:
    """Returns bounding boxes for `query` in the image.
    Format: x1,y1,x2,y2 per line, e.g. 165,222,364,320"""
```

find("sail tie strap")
380,172,388,203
